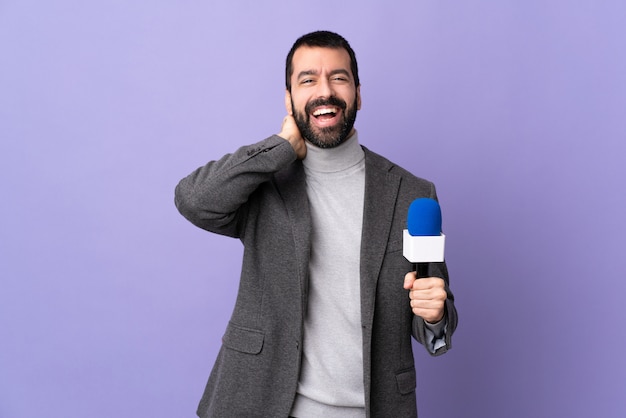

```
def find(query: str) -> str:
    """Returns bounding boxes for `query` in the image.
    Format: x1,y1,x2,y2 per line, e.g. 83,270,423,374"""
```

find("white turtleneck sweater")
290,132,367,418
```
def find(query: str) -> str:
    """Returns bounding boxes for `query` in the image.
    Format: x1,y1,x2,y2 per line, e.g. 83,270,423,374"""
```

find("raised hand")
278,114,306,159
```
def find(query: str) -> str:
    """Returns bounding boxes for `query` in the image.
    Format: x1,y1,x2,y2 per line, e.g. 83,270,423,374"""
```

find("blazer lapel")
273,151,400,329
360,148,401,326
274,160,312,311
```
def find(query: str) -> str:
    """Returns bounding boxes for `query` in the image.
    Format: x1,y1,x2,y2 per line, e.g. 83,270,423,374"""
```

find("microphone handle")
414,263,428,279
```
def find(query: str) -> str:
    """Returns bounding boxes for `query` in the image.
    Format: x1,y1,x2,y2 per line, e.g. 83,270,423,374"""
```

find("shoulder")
362,146,436,192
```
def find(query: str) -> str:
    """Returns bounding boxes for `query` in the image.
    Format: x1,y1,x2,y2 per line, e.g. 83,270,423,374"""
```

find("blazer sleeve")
174,135,296,238
410,183,458,356
412,264,458,357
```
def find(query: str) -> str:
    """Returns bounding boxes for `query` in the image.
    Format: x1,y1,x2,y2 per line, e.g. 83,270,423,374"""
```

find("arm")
174,136,294,237
402,182,458,355
404,265,458,356
174,115,306,237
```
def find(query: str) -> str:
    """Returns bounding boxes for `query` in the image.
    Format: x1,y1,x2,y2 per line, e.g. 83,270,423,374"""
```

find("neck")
302,131,364,173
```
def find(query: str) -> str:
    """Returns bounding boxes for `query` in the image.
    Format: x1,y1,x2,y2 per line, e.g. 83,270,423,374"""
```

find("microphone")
403,198,446,263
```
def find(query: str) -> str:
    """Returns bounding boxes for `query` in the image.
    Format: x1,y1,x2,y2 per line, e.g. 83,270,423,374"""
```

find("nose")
315,77,333,99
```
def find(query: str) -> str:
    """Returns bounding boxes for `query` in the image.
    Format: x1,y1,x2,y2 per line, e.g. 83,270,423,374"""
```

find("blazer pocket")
395,367,416,395
222,323,265,355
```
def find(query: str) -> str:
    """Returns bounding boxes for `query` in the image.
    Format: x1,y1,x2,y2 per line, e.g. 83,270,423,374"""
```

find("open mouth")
311,106,340,123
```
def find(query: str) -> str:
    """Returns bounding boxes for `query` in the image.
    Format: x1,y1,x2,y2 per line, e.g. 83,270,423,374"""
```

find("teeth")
313,107,338,116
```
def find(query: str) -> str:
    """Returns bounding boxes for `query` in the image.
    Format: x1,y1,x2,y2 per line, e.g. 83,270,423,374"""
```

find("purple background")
1,1,625,417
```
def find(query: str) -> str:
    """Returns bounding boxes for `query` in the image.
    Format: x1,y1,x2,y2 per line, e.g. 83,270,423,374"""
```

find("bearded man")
175,30,458,418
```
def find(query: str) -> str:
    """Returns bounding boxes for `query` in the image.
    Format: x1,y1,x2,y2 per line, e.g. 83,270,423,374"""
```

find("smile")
312,106,340,121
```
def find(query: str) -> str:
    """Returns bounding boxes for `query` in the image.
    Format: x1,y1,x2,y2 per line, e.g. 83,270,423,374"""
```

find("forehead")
291,46,352,76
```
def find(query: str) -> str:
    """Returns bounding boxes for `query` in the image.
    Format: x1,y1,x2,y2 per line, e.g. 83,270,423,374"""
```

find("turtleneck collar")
302,131,365,173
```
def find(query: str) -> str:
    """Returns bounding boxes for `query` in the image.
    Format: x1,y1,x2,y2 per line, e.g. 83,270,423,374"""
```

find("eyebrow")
297,69,351,80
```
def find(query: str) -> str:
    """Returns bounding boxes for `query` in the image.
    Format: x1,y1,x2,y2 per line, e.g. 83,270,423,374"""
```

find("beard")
291,95,358,149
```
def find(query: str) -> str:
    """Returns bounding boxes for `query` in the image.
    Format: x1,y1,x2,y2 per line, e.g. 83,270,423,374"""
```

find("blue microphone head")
407,198,442,236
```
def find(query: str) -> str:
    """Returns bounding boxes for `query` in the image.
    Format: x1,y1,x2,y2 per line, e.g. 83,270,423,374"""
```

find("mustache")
304,96,347,115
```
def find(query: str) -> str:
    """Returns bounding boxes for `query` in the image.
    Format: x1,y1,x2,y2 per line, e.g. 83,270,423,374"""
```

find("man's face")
287,46,361,148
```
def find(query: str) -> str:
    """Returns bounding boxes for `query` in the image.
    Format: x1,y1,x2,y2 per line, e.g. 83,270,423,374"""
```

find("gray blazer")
175,135,457,418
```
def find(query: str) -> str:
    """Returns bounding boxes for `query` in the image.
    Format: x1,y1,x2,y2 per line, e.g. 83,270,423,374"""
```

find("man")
175,30,457,418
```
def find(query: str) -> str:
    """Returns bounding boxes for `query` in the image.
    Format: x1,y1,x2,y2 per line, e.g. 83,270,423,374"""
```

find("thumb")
403,271,417,290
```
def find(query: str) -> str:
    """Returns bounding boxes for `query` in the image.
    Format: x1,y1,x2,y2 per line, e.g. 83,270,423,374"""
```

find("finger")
409,288,447,305
410,287,446,302
410,276,445,291
411,305,445,323
410,295,446,310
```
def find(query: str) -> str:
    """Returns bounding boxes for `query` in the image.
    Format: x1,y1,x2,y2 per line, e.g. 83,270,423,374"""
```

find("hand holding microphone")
402,198,447,323
404,274,446,323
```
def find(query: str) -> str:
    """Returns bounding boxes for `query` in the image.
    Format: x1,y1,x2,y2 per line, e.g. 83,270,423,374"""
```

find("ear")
284,90,293,115
356,86,362,110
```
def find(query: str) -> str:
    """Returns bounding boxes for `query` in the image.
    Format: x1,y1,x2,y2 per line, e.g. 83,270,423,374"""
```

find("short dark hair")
285,30,360,92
